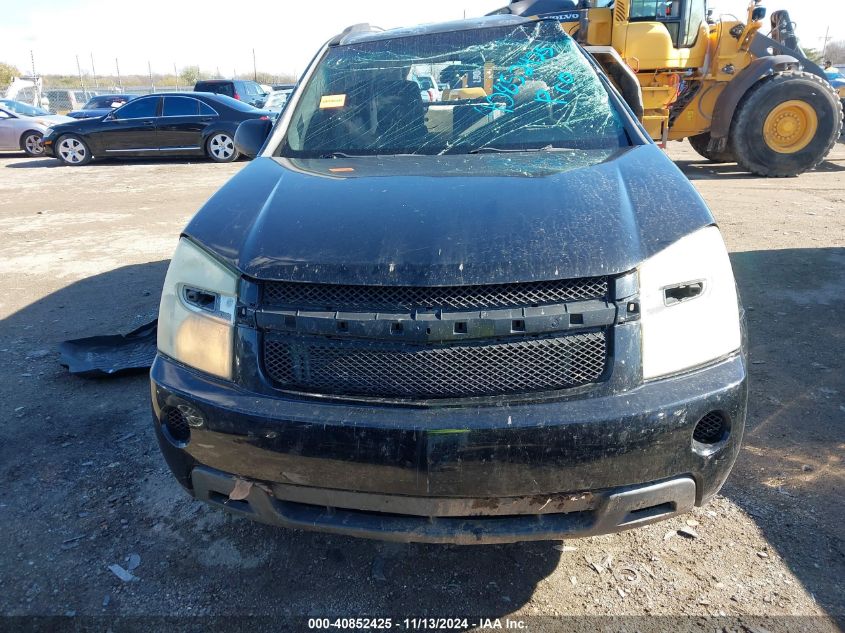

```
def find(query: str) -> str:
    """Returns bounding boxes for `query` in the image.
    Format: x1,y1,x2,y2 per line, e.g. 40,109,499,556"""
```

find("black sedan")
42,92,274,165
67,94,137,119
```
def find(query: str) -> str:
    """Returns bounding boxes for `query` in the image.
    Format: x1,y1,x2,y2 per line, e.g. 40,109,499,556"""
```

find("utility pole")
115,58,122,90
253,48,258,82
90,53,99,89
30,50,44,108
821,26,832,60
76,54,86,93
148,61,155,92
174,63,179,90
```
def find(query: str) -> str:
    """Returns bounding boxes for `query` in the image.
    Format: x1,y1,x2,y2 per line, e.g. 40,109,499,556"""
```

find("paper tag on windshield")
319,94,347,109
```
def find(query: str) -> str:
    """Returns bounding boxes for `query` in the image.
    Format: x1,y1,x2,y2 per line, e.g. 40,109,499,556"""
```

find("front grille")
261,277,608,312
263,331,608,399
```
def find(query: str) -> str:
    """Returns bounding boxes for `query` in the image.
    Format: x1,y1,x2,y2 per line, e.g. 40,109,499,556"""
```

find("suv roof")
334,15,529,46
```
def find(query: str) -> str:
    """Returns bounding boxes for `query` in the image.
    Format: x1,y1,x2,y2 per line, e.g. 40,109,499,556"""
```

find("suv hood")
185,145,713,285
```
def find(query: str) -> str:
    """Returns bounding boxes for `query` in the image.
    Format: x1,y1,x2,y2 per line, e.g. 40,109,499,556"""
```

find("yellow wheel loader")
490,0,843,176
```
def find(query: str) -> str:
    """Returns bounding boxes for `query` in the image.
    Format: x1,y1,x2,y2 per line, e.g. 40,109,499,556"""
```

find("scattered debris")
58,320,157,377
228,479,253,501
371,557,386,581
757,551,769,559
553,544,578,553
108,563,138,582
126,553,141,571
102,594,111,608
569,576,577,586
678,527,699,539
663,530,676,541
685,519,699,527
618,567,641,583
801,465,813,473
61,535,86,545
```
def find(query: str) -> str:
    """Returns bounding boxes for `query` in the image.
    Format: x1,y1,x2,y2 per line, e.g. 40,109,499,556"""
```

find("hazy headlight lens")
640,226,741,380
157,238,238,379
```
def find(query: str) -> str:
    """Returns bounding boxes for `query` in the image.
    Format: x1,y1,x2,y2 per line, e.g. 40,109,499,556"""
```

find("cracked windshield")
280,20,630,157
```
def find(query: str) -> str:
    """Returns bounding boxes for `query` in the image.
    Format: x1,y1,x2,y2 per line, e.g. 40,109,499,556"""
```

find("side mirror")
234,118,272,158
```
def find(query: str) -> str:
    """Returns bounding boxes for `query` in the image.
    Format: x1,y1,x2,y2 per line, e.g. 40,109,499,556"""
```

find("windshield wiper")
319,151,366,158
468,144,575,154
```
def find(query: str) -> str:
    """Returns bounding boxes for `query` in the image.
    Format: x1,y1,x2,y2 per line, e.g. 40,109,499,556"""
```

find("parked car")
4,76,50,110
262,89,292,112
153,16,747,544
0,101,74,156
824,68,845,106
271,83,296,92
68,94,137,119
411,72,442,102
44,89,96,115
42,92,273,165
193,80,267,108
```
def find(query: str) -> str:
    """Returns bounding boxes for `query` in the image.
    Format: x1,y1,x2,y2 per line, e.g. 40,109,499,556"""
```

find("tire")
20,130,45,157
56,134,93,166
731,71,843,177
688,132,736,163
205,132,239,163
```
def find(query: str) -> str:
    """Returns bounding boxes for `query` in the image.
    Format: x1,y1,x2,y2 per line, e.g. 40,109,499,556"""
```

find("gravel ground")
0,142,843,632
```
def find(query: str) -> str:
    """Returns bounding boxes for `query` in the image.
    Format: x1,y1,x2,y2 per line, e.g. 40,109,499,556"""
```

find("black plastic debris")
58,320,157,377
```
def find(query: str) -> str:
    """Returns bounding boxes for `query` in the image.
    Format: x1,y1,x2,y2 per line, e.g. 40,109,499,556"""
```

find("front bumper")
151,353,747,544
41,133,57,158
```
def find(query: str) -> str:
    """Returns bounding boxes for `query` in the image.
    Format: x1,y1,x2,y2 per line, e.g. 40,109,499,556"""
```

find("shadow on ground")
2,153,246,169
675,158,845,180
727,247,845,623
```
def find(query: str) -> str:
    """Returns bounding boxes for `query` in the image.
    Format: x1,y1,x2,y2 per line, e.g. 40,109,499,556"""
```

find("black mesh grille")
693,412,726,444
163,408,190,442
263,331,608,399
261,277,608,312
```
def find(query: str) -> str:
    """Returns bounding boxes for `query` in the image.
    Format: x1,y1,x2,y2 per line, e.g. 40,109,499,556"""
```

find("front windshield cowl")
278,20,631,159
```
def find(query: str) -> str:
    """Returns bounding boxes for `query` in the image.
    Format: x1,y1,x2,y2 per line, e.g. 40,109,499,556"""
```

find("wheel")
21,130,45,157
206,132,239,163
56,135,92,166
731,71,843,177
688,132,736,163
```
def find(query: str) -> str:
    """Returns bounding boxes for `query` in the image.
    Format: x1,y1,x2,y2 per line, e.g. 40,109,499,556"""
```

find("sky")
2,0,843,79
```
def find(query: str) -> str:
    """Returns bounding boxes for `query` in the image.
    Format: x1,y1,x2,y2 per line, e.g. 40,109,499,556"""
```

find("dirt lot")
0,142,843,632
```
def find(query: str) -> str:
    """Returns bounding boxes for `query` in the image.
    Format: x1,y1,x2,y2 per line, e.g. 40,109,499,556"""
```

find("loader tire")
688,132,736,162
731,71,843,177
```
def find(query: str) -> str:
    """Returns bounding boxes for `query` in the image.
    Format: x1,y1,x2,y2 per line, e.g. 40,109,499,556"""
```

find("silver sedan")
0,100,75,157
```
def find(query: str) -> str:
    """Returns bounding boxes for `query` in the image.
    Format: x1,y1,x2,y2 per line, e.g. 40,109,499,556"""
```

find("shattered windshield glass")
280,20,630,157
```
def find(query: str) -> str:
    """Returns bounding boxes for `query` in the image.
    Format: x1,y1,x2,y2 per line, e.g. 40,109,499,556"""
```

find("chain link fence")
3,80,192,114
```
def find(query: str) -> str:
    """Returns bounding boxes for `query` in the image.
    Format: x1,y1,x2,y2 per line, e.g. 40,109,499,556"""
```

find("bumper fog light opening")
693,411,729,447
161,407,191,445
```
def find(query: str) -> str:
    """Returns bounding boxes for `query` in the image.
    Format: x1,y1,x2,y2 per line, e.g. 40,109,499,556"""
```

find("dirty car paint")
184,145,712,285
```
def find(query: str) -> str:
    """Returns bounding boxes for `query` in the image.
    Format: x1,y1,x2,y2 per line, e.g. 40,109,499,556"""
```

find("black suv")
193,80,267,108
153,16,747,544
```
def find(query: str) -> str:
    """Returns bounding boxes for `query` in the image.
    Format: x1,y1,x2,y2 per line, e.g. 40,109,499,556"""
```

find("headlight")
640,226,741,380
157,238,238,379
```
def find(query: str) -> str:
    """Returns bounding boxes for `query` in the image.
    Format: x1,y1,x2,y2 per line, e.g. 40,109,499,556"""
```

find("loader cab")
612,0,709,70
499,0,709,70
627,0,707,50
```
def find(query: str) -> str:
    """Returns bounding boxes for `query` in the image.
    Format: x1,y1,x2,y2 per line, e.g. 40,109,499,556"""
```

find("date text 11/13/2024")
307,617,528,629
